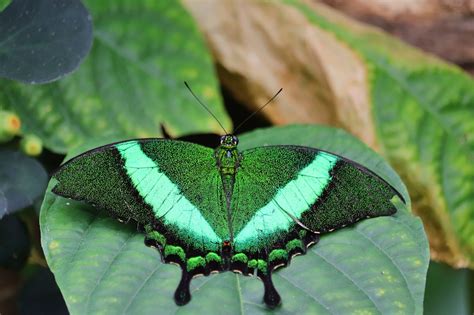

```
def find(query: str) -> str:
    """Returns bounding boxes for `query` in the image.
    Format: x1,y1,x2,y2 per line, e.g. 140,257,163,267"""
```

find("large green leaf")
19,267,68,314
0,214,30,270
40,125,428,314
0,1,230,153
0,0,11,11
283,0,474,267
0,149,47,219
0,0,93,83
423,261,472,315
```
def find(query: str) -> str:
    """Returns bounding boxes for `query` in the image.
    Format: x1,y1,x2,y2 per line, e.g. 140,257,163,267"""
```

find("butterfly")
51,132,403,308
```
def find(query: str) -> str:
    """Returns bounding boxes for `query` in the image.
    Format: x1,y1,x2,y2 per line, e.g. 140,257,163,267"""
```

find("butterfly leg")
174,267,192,306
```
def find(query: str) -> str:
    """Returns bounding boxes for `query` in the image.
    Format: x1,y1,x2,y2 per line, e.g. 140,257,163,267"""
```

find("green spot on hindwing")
248,259,258,269
286,239,304,252
257,259,268,275
164,245,185,262
269,249,288,263
187,256,206,272
234,152,338,250
146,230,166,246
205,252,221,264
145,224,166,246
231,253,248,264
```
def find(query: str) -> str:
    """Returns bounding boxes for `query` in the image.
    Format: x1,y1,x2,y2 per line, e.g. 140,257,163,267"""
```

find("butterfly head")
220,134,239,149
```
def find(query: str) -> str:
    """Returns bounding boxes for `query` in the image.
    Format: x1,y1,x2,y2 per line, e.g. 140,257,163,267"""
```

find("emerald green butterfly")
52,133,403,308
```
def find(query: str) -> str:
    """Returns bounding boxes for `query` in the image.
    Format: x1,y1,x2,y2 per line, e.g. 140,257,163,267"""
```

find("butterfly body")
215,135,240,226
52,134,402,308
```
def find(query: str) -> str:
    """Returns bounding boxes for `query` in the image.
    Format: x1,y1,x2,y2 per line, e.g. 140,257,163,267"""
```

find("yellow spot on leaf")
394,301,406,309
182,68,198,79
95,119,107,130
353,310,375,315
38,103,53,117
49,240,59,251
381,270,396,282
203,86,216,99
137,130,153,138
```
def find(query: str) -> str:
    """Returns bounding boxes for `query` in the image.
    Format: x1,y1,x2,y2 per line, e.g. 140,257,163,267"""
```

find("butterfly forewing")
53,139,228,258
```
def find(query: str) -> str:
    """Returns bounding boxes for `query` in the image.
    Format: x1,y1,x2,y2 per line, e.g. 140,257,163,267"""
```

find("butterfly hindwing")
232,146,317,254
52,139,228,267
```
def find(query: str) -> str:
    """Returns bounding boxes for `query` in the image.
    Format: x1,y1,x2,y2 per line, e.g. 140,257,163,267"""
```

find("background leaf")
0,149,47,219
40,125,428,314
0,0,230,153
0,0,11,11
18,266,68,315
0,215,30,270
423,262,471,315
284,0,474,269
0,190,6,217
0,0,93,83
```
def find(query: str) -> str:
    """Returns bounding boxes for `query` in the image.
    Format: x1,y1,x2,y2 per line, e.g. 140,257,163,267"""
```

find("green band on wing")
116,141,222,247
234,152,337,248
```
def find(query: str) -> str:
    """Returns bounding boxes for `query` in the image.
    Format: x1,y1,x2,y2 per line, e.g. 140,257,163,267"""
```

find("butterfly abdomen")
215,145,242,241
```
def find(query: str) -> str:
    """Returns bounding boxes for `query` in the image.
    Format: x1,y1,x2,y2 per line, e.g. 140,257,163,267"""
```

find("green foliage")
424,262,472,315
40,125,428,314
0,149,47,219
0,0,10,11
0,0,93,83
0,215,30,270
285,0,474,265
0,110,20,141
0,0,230,153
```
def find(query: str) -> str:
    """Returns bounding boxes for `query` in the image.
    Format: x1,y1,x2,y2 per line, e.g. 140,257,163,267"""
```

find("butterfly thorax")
215,134,240,175
215,146,240,175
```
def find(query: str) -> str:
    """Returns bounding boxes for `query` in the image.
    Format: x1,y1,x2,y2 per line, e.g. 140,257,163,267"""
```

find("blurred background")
322,0,474,75
1,0,473,314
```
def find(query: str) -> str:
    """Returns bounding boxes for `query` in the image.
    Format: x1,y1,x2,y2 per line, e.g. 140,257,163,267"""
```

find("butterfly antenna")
184,81,228,135
234,88,283,133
